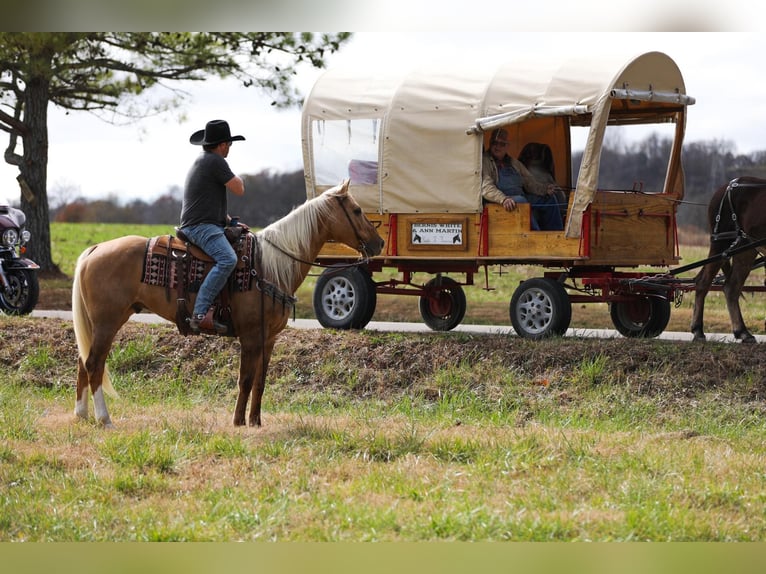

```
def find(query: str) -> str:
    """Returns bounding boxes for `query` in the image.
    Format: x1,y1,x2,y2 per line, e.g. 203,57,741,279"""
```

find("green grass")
4,385,765,542
22,222,764,540
3,315,766,542
51,222,176,277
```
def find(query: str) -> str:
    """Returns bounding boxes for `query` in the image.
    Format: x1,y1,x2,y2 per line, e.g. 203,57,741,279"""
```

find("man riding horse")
178,119,246,334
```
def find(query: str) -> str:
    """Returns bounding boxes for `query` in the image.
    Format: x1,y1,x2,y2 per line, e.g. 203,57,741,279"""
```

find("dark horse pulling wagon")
627,176,766,342
691,177,766,342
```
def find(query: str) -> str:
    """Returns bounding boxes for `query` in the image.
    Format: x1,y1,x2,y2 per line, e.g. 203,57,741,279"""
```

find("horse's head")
323,179,384,258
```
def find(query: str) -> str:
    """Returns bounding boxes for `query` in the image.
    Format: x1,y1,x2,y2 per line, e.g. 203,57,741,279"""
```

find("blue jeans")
527,194,563,230
179,223,238,316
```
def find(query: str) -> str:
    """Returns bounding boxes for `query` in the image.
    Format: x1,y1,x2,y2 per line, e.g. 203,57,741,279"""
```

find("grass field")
2,312,766,542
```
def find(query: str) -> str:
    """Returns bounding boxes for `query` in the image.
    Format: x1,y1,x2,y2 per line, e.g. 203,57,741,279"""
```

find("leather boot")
188,307,227,334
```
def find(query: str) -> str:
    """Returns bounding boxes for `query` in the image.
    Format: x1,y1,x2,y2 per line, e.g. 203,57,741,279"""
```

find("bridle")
332,194,379,258
261,194,377,269
711,178,766,258
712,179,743,243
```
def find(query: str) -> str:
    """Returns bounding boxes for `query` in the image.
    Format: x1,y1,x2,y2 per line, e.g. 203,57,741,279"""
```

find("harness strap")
709,178,766,259
712,179,743,243
174,237,189,301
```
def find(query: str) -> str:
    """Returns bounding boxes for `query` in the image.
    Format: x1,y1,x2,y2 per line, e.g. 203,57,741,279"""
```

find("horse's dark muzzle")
362,237,384,257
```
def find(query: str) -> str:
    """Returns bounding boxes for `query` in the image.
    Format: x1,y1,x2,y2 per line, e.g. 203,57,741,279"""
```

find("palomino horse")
691,176,766,343
72,179,384,427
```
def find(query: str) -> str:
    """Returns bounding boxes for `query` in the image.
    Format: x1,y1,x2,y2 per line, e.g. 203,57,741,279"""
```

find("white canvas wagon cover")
301,50,693,237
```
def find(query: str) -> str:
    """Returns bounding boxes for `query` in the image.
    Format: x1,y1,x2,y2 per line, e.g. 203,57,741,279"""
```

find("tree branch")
0,108,26,135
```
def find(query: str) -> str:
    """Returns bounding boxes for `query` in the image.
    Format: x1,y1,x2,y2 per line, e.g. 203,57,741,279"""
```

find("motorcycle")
0,204,40,315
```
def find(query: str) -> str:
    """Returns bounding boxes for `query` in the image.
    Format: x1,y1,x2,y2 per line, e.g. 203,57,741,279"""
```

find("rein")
261,236,371,271
261,194,373,271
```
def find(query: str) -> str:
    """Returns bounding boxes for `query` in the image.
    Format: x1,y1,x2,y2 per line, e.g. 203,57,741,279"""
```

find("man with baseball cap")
179,120,246,333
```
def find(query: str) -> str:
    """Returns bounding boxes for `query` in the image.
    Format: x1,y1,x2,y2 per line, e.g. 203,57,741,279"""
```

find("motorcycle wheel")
0,269,40,315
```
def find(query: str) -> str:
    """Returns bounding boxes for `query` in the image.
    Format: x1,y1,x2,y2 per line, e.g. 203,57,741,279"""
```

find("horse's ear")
323,178,350,198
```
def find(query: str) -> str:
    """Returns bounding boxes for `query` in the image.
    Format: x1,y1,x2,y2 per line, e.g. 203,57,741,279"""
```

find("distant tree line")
50,135,766,233
50,169,307,228
573,135,766,231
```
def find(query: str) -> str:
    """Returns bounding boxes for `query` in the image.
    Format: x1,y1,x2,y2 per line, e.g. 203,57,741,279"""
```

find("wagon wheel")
509,278,571,340
419,276,467,331
609,294,671,338
313,265,377,330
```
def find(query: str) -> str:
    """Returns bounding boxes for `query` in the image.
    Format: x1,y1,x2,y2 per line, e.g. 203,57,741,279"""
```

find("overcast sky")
2,31,765,205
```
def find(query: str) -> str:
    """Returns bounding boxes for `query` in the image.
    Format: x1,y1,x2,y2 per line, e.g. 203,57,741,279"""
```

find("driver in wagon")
481,128,563,231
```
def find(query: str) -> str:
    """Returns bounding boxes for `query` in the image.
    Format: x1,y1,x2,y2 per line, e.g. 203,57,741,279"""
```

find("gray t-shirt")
179,151,236,227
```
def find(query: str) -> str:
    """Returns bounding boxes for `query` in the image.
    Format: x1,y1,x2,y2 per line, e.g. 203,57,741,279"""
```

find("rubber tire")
357,269,378,328
418,276,467,331
609,295,671,338
313,265,377,330
510,277,571,340
0,269,39,315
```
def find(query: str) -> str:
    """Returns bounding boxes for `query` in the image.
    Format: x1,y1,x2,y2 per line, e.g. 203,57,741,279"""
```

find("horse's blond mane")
256,188,341,291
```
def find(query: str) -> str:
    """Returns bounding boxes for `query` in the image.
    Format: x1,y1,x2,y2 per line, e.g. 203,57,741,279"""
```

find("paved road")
30,310,763,344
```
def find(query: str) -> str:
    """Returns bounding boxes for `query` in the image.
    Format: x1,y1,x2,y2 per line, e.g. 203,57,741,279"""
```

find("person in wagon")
481,128,563,231
179,119,246,333
518,141,569,221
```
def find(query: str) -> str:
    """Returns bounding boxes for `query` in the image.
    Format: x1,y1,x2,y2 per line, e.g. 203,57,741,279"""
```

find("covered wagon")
301,50,695,338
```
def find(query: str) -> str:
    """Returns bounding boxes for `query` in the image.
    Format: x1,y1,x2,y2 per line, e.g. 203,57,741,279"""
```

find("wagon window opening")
570,123,676,193
311,119,381,186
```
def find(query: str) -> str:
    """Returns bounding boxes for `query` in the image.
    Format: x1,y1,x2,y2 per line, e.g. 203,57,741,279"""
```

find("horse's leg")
249,337,277,427
233,331,260,425
85,349,113,428
233,363,254,427
75,328,119,426
724,251,757,342
83,322,125,428
233,328,279,427
75,357,90,420
691,258,722,341
76,347,115,427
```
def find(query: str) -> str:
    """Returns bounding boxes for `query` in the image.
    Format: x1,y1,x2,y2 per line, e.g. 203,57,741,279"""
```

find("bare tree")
48,178,81,213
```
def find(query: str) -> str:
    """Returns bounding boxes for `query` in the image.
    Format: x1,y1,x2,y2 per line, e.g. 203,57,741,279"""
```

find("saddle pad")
141,233,255,293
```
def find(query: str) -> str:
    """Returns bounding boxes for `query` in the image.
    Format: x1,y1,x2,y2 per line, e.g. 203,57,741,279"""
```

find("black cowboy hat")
189,120,246,146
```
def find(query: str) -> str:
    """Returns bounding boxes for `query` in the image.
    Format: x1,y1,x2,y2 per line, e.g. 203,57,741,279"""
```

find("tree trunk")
19,74,58,274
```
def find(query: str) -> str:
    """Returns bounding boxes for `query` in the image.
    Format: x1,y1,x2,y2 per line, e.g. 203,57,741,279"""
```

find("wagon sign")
302,50,698,338
411,222,463,246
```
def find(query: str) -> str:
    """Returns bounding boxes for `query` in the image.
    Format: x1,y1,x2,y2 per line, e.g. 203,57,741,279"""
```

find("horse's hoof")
691,332,706,342
734,330,757,343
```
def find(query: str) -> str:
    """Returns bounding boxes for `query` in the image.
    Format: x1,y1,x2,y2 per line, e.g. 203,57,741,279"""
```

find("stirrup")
188,308,227,334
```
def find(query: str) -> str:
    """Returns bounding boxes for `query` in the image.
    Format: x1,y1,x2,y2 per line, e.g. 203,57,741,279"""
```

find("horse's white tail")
72,250,118,398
